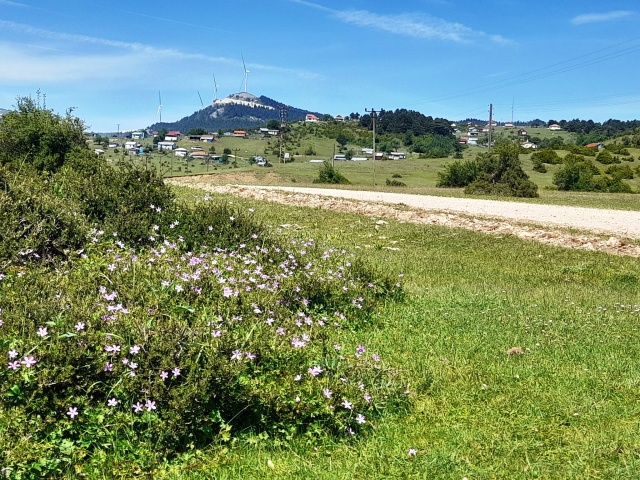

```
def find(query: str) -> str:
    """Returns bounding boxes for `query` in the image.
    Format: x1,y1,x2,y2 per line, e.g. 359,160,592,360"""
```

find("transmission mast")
365,108,379,187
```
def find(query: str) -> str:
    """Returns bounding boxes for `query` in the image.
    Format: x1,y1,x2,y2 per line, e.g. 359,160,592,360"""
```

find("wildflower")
21,356,36,368
8,350,18,359
245,352,256,361
104,362,113,372
334,344,342,351
75,322,85,331
211,329,222,337
160,371,169,381
372,354,380,362
175,284,183,293
107,264,116,272
133,402,144,413
107,398,118,407
342,399,353,410
363,393,372,403
294,374,302,381
231,350,243,361
172,367,181,377
291,337,306,348
230,216,235,221
8,361,20,370
308,366,323,377
323,388,332,398
37,326,48,337
145,400,157,411
276,327,285,336
129,362,138,369
355,413,366,424
130,345,140,355
408,448,417,457
66,407,79,419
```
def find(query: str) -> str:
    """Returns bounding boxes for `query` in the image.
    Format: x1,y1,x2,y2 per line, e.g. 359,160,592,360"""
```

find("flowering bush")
0,199,407,475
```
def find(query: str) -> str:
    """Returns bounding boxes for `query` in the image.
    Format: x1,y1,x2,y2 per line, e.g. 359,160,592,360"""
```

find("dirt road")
166,178,640,257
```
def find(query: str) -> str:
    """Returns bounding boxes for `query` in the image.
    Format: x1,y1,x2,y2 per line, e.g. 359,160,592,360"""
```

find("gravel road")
234,186,640,239
166,178,640,256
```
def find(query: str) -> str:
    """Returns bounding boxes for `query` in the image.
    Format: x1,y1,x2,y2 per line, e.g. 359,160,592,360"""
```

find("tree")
266,119,280,130
187,128,207,135
0,93,87,173
153,128,168,145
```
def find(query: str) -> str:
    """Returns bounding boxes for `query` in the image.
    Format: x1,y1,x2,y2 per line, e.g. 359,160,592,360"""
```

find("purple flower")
245,352,256,361
222,286,234,298
145,400,156,411
8,350,18,359
104,362,113,372
107,398,118,407
211,330,222,337
37,327,48,337
130,345,140,355
75,322,85,331
8,361,20,370
294,374,302,381
231,350,242,361
160,371,169,381
363,393,372,403
133,402,144,413
355,413,366,424
342,399,353,410
408,448,417,457
372,354,380,362
291,337,306,348
66,407,79,419
323,388,332,398
308,366,323,377
21,356,36,368
172,367,181,377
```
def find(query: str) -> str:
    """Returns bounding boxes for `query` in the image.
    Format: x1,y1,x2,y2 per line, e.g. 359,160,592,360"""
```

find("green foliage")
385,179,407,187
604,143,630,155
531,148,562,165
553,155,633,192
0,93,88,173
313,162,351,184
605,164,634,180
187,128,207,136
595,150,621,165
412,134,458,158
438,143,538,197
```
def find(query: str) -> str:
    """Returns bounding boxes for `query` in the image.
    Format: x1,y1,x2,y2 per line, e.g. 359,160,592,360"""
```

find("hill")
148,92,324,132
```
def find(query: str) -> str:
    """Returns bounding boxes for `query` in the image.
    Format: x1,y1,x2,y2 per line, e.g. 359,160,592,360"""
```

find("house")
548,124,562,131
467,138,478,146
201,135,215,143
503,122,514,128
458,137,468,144
165,131,182,141
468,127,479,137
188,151,209,159
361,147,374,155
333,154,346,161
174,148,188,157
389,152,406,159
586,142,604,149
124,141,139,150
232,130,247,137
518,129,528,136
108,142,119,148
157,141,176,151
94,148,105,155
305,114,320,123
521,141,537,149
188,135,202,141
374,152,384,160
131,131,145,139
335,115,344,122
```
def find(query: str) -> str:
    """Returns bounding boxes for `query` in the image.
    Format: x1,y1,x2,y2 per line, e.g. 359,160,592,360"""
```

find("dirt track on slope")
166,175,640,257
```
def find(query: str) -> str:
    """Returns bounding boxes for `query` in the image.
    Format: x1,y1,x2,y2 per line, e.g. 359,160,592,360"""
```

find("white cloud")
291,1,510,44
0,0,28,6
571,11,634,25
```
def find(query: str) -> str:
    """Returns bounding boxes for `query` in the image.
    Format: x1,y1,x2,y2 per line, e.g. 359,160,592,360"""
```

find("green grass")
133,187,640,479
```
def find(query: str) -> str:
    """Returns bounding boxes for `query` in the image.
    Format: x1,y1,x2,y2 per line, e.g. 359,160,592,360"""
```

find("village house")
305,114,320,123
157,141,176,151
165,131,182,141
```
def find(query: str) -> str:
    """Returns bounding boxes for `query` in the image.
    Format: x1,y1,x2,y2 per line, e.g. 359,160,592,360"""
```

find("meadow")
141,188,640,478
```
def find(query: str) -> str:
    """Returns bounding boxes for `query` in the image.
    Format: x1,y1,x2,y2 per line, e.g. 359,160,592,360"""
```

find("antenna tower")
365,108,379,187
279,105,289,163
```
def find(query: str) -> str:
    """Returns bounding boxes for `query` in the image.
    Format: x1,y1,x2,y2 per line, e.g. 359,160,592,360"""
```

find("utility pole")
279,106,288,163
365,108,379,187
488,103,493,150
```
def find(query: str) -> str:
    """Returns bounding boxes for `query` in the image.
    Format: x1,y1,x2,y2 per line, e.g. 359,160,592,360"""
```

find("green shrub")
595,150,621,165
313,162,350,184
385,179,407,187
532,158,547,173
437,159,478,187
605,164,634,180
531,149,562,165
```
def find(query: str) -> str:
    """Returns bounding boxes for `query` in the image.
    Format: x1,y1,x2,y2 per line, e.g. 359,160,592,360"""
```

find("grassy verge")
136,188,640,479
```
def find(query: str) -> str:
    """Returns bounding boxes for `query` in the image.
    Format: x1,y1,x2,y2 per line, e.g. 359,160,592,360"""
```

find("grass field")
130,188,640,479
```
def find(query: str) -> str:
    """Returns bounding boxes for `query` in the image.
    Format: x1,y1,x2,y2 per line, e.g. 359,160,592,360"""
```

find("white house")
201,135,215,142
174,148,188,157
131,131,145,139
468,138,479,146
305,114,320,123
548,124,562,131
521,141,537,149
157,141,176,151
389,152,406,159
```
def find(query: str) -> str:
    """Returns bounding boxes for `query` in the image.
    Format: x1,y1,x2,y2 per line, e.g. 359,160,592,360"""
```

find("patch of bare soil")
166,178,640,257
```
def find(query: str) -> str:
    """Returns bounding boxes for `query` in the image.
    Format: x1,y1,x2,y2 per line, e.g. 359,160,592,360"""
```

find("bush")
0,216,408,473
386,179,407,187
0,94,88,173
595,150,621,165
313,162,350,184
605,164,634,180
439,143,538,197
531,149,562,165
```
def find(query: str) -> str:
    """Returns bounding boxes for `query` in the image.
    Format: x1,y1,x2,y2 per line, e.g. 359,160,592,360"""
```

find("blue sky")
1,0,640,132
